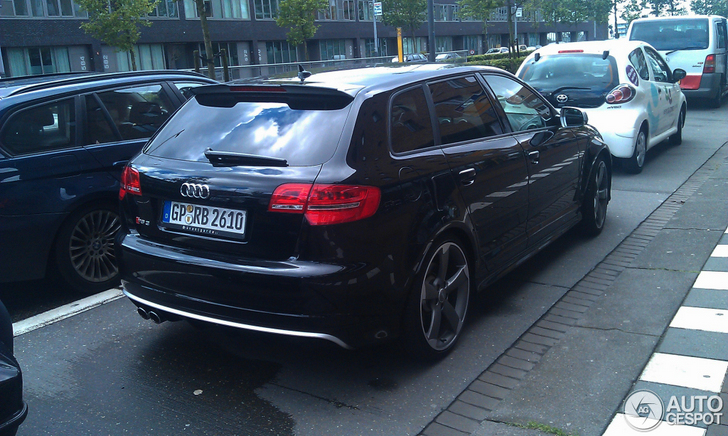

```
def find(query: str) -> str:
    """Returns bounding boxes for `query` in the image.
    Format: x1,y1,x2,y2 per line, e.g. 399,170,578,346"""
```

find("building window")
547,32,557,44
6,47,71,76
10,0,86,17
358,0,372,20
115,44,166,71
197,42,240,66
402,37,426,54
317,0,354,20
320,39,346,60
528,33,539,47
254,0,278,19
464,35,479,52
561,32,571,42
185,0,250,18
435,36,452,53
364,38,387,57
486,34,500,49
266,41,298,63
149,0,179,17
577,31,587,41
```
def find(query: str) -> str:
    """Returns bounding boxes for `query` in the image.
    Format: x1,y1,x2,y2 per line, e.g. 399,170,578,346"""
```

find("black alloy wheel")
404,238,471,359
55,203,121,293
580,157,609,236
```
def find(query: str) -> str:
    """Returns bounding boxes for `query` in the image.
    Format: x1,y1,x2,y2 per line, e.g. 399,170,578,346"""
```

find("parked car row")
0,71,217,293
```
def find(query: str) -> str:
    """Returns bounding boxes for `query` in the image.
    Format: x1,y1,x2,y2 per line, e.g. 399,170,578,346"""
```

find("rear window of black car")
518,54,619,95
144,97,351,166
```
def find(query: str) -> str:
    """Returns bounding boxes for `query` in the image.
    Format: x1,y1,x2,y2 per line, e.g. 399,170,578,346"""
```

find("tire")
403,237,471,360
670,107,685,146
54,203,121,293
579,157,609,236
709,83,723,108
624,128,647,174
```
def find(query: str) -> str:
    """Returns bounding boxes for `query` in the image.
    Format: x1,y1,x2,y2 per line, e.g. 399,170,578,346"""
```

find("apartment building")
0,0,607,77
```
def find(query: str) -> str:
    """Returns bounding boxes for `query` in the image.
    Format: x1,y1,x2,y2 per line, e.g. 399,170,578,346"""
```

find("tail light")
119,165,141,200
606,84,636,104
704,54,716,74
269,183,381,225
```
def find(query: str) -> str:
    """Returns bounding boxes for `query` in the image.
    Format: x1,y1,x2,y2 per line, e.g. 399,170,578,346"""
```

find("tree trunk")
195,0,216,79
130,49,137,71
303,40,309,61
613,0,619,38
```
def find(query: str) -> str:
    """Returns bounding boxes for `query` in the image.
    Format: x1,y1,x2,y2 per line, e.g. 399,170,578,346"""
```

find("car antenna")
297,65,312,84
534,53,541,62
602,50,609,60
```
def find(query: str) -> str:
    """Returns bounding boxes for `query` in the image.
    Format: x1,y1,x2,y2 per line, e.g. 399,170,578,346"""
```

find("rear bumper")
682,73,722,100
118,233,406,348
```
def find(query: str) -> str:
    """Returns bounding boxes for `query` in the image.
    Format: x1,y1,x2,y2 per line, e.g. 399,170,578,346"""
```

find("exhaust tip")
137,307,150,320
149,311,164,324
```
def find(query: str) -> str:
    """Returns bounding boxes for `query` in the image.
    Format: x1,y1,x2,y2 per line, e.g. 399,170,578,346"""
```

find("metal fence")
186,51,470,82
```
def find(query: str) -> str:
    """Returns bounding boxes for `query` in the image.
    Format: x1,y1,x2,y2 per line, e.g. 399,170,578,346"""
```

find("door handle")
458,168,476,186
528,150,540,165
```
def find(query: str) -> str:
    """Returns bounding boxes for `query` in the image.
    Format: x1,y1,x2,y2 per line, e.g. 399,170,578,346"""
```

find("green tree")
646,0,686,15
276,0,327,61
457,0,501,48
76,0,158,71
690,0,728,16
192,0,216,79
621,0,645,24
381,0,427,48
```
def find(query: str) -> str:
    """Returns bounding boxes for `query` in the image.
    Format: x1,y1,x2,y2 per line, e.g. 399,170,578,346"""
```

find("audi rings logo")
556,94,568,103
180,183,210,199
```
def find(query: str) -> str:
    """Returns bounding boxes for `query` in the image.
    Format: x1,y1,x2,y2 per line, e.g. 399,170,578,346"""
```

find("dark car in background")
117,64,611,359
0,299,26,436
0,71,217,293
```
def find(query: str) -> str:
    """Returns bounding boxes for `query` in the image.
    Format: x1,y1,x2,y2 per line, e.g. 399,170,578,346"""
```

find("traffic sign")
373,2,382,16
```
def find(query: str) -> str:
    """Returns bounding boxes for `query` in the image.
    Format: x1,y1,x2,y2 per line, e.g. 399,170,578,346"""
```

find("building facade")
0,0,608,78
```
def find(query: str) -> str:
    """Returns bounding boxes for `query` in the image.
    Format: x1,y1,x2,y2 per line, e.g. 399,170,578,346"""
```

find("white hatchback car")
516,40,687,173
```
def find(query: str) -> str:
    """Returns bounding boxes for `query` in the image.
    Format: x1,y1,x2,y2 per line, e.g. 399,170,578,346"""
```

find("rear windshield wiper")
204,149,288,167
666,46,706,55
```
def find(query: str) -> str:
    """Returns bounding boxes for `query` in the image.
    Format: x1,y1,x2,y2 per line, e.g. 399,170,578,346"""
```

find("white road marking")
12,288,124,337
639,353,728,392
603,414,705,436
711,245,728,257
693,271,728,290
669,306,728,334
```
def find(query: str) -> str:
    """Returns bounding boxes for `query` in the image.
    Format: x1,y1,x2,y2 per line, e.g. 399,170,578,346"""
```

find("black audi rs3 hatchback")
118,64,612,359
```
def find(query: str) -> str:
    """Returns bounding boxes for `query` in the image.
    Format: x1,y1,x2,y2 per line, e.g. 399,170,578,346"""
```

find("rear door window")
1,98,76,155
96,84,174,141
630,18,709,51
389,85,435,153
428,75,503,145
628,48,651,81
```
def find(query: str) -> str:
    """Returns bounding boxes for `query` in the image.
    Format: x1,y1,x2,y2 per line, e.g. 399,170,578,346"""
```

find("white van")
627,15,727,107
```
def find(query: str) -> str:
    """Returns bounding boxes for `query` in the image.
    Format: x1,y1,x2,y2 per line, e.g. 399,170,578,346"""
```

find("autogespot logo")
623,390,664,431
623,390,724,431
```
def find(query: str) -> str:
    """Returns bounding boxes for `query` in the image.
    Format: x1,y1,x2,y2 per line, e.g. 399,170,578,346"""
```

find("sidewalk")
420,142,728,436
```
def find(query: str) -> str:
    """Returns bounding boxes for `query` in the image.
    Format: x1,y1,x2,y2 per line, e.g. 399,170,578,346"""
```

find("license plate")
161,201,246,239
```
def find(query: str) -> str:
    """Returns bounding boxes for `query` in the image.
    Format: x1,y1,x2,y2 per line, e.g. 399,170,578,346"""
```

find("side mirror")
672,68,687,82
560,107,588,128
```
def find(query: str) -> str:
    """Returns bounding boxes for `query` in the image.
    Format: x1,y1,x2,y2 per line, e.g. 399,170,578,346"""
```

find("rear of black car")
518,53,619,108
117,83,407,348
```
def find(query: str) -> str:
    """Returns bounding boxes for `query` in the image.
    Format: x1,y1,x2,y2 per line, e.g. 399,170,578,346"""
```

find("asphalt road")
3,100,727,436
